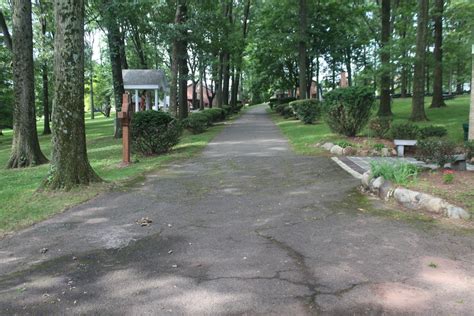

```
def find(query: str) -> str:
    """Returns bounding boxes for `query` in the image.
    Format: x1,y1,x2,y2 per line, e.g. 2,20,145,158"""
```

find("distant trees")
411,0,429,121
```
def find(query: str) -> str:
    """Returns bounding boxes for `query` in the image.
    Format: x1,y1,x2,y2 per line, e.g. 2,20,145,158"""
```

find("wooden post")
118,93,132,166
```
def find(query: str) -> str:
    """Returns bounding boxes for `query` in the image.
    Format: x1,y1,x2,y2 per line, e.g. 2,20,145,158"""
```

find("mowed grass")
0,113,226,235
269,95,471,155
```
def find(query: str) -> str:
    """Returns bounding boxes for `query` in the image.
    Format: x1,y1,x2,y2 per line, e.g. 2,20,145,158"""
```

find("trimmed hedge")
323,86,375,137
289,99,321,124
131,110,182,155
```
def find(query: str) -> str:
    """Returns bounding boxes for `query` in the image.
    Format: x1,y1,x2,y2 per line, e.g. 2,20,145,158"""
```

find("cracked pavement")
1,105,474,315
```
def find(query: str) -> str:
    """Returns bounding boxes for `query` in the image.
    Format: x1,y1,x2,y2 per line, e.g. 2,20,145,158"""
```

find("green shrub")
276,96,297,105
419,125,448,139
274,103,287,114
370,161,419,185
323,86,375,137
390,122,420,140
465,141,474,160
131,110,182,155
416,138,457,167
204,108,225,122
222,105,234,117
281,104,295,118
334,140,352,148
289,99,321,124
373,143,385,151
183,113,208,134
369,117,392,138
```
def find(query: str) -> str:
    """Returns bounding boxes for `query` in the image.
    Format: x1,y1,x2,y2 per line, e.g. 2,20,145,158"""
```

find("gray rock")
381,148,390,157
322,142,334,151
418,196,445,214
445,205,471,220
342,146,355,156
361,171,371,188
378,180,394,200
371,176,385,193
330,145,344,155
393,188,421,209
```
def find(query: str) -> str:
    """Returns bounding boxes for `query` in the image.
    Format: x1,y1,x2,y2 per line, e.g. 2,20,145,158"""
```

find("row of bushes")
270,87,452,143
131,105,243,155
369,117,448,140
272,86,374,137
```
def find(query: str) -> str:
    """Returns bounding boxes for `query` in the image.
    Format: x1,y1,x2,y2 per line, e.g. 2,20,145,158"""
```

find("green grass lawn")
0,113,227,235
269,95,471,155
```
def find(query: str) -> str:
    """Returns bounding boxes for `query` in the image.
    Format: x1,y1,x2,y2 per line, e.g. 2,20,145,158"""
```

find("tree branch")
0,10,12,51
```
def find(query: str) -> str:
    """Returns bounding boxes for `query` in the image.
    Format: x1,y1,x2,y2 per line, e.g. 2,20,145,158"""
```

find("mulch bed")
408,169,474,215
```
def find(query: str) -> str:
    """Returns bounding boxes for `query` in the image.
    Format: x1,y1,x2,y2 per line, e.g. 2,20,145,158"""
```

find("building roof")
122,69,168,90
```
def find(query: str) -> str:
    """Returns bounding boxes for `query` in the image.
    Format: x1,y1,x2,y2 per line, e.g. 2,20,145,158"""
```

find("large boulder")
361,171,371,188
342,146,355,156
322,142,334,151
330,145,344,155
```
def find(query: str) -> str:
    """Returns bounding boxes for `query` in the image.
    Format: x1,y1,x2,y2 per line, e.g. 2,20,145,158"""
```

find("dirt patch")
408,170,474,216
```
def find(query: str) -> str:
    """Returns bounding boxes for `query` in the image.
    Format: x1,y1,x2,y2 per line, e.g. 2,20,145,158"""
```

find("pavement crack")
255,230,322,313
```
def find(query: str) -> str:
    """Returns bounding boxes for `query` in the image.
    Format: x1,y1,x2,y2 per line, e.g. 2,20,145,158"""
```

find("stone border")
360,171,471,220
318,142,396,157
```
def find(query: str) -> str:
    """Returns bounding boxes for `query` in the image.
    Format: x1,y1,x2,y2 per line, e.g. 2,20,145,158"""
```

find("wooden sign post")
118,93,132,166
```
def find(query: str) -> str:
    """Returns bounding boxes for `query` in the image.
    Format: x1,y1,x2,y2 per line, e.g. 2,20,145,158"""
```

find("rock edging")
318,142,396,157
360,171,471,220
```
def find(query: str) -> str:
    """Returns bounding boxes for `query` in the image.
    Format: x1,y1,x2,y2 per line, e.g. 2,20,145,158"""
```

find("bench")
451,154,466,171
442,94,456,100
394,139,417,157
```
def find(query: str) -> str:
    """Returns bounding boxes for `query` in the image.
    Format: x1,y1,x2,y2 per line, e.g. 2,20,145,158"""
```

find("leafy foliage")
323,86,375,137
390,122,420,140
369,117,392,138
183,113,209,134
131,111,182,155
370,161,419,185
290,99,321,124
416,138,457,167
419,125,448,139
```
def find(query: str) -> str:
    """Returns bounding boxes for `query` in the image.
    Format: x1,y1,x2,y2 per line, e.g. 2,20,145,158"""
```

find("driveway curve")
0,105,473,315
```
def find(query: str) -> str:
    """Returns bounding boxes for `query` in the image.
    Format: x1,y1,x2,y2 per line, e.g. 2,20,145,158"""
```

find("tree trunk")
379,0,392,116
469,44,474,140
39,0,51,134
430,0,446,108
222,52,230,105
298,0,307,99
231,0,250,107
90,65,95,119
45,0,101,190
119,29,128,70
42,63,52,133
345,48,352,87
199,68,204,110
7,0,48,168
0,10,12,50
177,1,188,119
411,0,428,121
103,0,124,137
170,47,178,116
456,62,463,94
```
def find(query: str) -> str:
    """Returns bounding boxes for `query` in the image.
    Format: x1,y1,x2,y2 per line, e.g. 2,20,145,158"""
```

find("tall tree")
298,0,307,99
45,0,100,189
7,0,48,168
230,0,251,107
102,0,125,137
411,0,429,121
36,0,52,134
469,38,474,140
430,0,446,108
378,0,392,116
177,0,188,119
